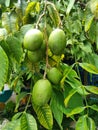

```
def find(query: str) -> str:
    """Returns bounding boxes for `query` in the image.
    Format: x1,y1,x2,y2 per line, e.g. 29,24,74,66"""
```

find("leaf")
2,11,18,33
6,36,23,63
76,115,89,130
15,92,28,111
66,107,85,117
33,104,53,130
21,112,38,130
50,91,63,130
0,28,7,41
0,46,9,90
23,2,40,24
65,78,89,95
87,21,96,43
85,13,94,32
85,86,98,94
51,90,70,116
5,0,10,7
79,63,98,74
2,119,21,130
47,2,61,27
20,24,34,36
64,89,77,107
66,0,75,15
95,22,98,50
12,112,23,120
89,104,98,112
87,117,96,130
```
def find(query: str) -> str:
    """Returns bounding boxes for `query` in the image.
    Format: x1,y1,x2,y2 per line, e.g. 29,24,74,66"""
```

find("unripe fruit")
47,67,62,85
27,49,43,63
48,28,66,55
32,79,52,106
23,28,43,51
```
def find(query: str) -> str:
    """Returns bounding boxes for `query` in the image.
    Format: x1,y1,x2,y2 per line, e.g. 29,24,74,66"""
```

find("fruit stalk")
36,0,47,29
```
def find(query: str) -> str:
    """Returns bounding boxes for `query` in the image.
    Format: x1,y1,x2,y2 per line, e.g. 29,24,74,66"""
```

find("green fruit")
32,79,52,106
48,28,66,55
47,67,62,84
27,49,43,63
23,28,43,51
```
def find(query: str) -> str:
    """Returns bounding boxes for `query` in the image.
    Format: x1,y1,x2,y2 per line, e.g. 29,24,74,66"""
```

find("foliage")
0,0,98,130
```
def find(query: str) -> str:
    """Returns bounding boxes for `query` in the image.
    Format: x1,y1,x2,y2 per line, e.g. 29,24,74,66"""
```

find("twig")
36,0,47,29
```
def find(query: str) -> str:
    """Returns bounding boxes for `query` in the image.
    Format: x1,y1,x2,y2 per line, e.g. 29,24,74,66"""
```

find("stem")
36,0,47,29
43,28,49,79
43,0,49,79
36,13,45,29
24,94,31,112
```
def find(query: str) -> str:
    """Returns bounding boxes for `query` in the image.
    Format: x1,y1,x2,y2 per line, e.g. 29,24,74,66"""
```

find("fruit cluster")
23,28,66,106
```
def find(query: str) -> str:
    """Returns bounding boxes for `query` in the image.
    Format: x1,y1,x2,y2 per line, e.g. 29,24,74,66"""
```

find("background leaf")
66,106,85,117
66,0,75,15
6,36,23,63
2,119,21,130
87,117,96,130
76,115,89,130
79,63,98,74
85,86,98,94
0,46,9,90
89,105,98,112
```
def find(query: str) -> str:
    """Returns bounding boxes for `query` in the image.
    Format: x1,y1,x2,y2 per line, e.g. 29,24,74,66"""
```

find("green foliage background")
0,0,98,130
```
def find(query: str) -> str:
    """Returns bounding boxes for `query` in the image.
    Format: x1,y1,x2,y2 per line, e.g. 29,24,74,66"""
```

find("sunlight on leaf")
21,112,38,130
66,107,85,117
76,115,89,130
85,85,98,94
0,46,8,90
33,104,53,130
66,0,75,15
79,63,98,74
64,89,77,107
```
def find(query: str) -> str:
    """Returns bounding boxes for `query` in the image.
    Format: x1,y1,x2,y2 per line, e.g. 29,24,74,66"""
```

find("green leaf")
20,24,34,36
12,112,23,120
76,115,89,130
66,0,75,15
76,115,96,130
64,89,77,107
6,36,23,63
50,91,63,130
0,46,9,89
47,2,61,27
33,104,53,130
0,40,10,56
85,86,98,94
95,22,98,50
89,104,98,112
66,78,89,95
85,12,94,32
2,12,18,33
21,112,38,130
23,1,40,24
87,21,96,43
0,28,7,41
15,92,28,111
2,119,21,130
66,106,85,117
50,90,69,115
5,0,10,7
87,117,96,130
79,63,98,74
